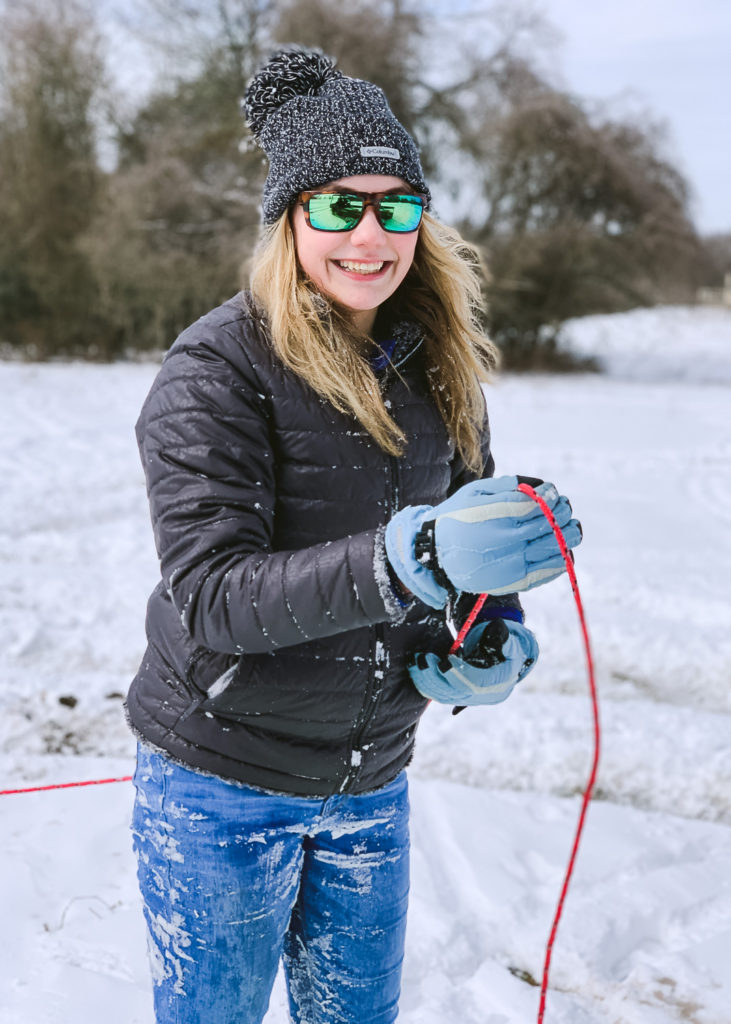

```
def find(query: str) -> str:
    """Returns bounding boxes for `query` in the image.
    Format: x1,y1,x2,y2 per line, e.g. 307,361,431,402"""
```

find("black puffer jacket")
126,292,503,796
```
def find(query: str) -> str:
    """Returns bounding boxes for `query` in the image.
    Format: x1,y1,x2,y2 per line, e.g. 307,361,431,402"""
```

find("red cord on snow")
434,481,600,1021
1,482,599,1023
517,481,600,1022
444,483,599,1020
0,775,133,796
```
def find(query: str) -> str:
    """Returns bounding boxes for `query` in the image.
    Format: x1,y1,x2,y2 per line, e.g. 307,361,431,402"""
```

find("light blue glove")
385,475,582,608
408,618,538,706
385,503,448,608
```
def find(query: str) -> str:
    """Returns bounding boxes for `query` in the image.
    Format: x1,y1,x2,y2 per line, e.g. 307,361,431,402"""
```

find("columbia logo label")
360,146,400,160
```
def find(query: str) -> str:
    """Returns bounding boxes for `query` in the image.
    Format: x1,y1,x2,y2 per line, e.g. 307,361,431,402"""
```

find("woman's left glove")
408,618,538,706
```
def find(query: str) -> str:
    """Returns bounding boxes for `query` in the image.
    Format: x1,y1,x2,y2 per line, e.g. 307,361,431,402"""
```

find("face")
291,174,421,335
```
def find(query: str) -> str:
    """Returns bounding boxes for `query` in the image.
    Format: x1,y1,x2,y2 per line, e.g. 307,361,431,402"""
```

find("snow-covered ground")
1,305,730,1023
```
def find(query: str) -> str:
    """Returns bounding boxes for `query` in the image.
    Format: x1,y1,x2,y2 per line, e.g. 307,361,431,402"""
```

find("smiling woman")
125,45,582,1024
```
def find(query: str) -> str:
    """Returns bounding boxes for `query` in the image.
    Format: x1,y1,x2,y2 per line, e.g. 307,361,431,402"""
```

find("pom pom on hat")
243,47,342,140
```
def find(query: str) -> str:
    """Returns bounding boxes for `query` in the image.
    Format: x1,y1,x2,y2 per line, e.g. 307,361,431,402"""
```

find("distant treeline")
0,0,723,365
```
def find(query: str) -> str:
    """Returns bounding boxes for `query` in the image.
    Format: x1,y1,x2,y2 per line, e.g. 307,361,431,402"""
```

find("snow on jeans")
131,744,410,1024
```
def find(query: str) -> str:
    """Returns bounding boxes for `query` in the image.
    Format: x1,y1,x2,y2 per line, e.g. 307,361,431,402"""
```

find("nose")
349,206,387,246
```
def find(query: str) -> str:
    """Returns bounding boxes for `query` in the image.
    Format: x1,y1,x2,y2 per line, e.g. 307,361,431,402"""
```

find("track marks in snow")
405,780,731,1024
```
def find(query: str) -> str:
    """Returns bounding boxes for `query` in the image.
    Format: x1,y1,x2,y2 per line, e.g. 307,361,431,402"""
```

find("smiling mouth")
336,260,387,274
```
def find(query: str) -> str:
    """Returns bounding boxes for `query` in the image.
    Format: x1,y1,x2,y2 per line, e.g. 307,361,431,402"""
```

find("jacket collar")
242,290,425,370
374,320,424,371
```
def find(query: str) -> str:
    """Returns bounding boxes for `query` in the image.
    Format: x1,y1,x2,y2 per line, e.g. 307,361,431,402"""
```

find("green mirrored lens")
308,194,363,230
378,195,424,232
306,192,425,232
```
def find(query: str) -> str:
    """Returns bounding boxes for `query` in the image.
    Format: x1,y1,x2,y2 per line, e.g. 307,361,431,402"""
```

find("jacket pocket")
176,647,241,723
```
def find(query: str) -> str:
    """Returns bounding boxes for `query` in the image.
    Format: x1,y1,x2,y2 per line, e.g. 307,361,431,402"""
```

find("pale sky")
540,0,731,234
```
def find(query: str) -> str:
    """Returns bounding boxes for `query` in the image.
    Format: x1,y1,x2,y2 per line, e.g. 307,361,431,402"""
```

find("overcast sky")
540,0,731,234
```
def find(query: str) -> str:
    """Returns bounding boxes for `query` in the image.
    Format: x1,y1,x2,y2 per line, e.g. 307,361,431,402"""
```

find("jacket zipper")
340,451,399,791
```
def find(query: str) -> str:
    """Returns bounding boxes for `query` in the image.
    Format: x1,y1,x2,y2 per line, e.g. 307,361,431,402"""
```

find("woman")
127,48,581,1024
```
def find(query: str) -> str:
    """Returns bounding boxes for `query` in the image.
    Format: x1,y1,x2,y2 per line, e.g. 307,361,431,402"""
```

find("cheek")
394,234,418,282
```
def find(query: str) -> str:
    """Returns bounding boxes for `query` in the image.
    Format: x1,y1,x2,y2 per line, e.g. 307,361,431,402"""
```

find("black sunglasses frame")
298,189,427,233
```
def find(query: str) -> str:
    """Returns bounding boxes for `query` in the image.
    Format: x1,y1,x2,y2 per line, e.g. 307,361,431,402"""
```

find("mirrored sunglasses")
298,190,426,233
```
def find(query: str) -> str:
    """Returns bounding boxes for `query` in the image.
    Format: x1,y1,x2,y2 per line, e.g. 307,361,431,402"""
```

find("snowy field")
1,305,730,1023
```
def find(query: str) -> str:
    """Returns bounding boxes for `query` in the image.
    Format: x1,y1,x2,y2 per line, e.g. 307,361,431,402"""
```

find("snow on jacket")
125,291,503,796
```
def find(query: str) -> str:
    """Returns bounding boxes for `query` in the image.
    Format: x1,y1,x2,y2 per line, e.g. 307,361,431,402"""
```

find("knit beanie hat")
242,47,430,224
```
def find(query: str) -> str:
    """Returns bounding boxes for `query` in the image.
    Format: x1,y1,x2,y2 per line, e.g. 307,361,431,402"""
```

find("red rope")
448,591,488,655
0,775,132,796
516,481,601,1022
445,483,599,1020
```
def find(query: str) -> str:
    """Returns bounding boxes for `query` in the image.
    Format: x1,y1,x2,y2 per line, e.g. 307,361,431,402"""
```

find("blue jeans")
131,745,410,1024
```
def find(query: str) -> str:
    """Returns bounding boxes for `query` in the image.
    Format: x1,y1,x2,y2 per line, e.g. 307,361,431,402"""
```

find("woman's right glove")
385,475,582,609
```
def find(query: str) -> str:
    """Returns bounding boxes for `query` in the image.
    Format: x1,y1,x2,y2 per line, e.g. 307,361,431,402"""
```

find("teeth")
338,260,385,273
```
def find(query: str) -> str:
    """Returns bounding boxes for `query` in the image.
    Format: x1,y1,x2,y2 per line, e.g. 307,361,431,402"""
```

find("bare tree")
0,0,104,354
85,0,274,354
700,232,731,287
463,84,701,363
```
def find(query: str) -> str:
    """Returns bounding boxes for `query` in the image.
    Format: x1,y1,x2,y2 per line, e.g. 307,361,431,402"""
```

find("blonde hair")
247,211,499,474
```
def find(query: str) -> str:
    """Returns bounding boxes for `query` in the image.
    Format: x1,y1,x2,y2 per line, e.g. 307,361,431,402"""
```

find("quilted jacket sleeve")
137,319,395,656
